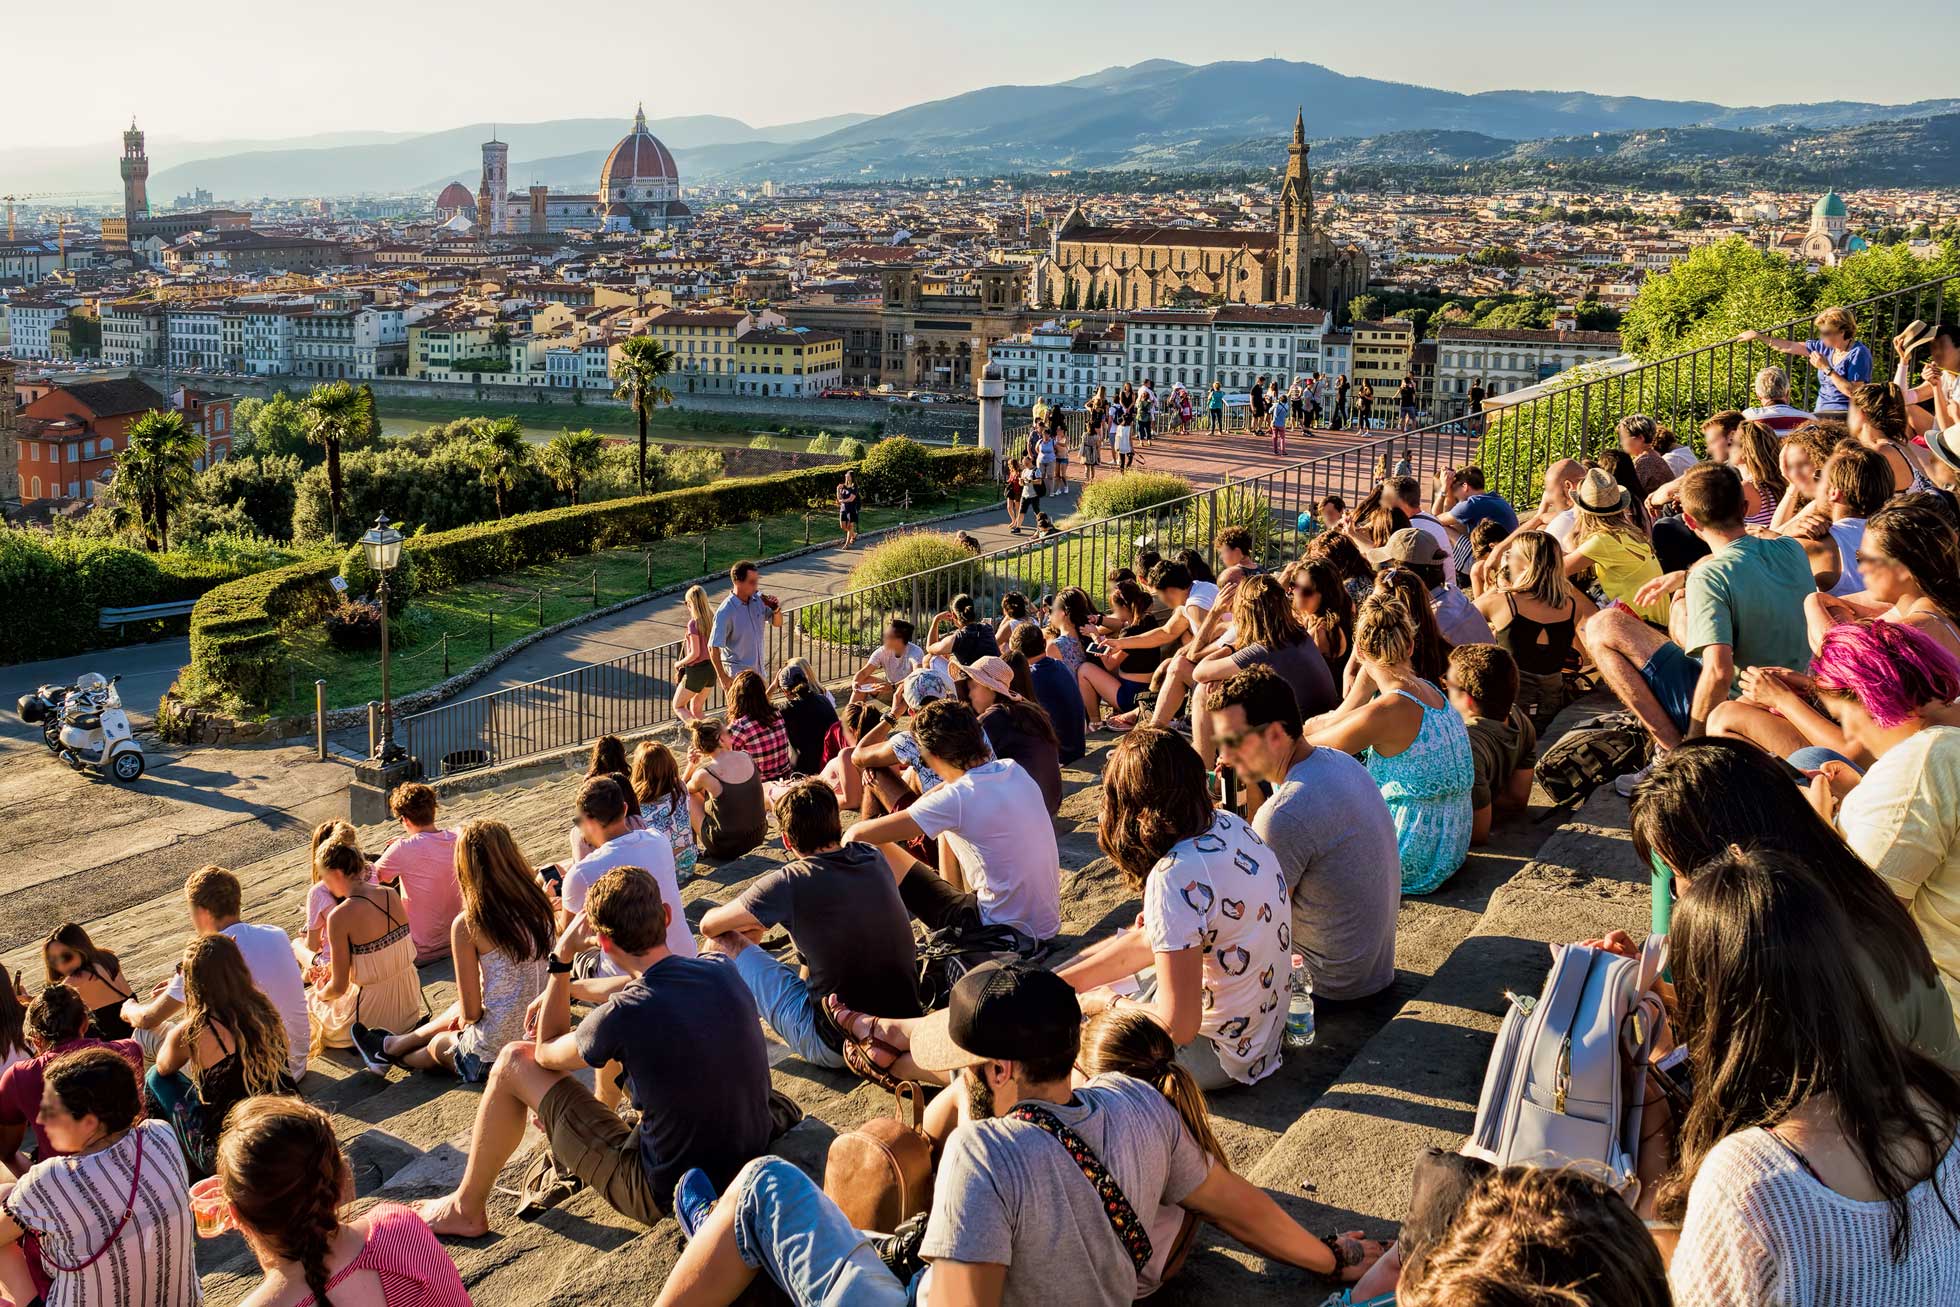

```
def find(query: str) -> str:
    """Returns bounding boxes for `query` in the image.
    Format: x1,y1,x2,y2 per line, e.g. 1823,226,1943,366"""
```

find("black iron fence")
403,272,1959,777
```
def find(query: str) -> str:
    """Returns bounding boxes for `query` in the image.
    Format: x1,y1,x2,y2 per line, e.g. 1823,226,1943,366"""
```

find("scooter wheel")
110,751,145,783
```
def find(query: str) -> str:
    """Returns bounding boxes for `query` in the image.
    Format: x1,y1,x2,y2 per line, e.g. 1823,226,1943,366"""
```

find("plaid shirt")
728,714,794,781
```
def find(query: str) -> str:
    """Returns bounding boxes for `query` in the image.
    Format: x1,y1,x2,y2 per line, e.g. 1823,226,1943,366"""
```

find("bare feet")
415,1193,491,1238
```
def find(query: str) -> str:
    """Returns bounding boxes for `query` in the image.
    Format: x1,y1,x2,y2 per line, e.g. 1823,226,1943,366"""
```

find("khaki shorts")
537,1076,665,1226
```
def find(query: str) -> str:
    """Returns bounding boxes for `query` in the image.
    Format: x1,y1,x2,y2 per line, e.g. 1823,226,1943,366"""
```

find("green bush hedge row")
0,529,282,665
188,445,994,704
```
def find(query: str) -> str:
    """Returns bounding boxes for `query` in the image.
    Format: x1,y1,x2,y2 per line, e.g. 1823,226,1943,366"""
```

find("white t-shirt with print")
1142,810,1290,1085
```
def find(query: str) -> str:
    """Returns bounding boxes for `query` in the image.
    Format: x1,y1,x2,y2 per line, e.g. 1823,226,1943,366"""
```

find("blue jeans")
732,944,848,1070
728,1157,913,1307
1788,746,1861,774
146,1066,194,1125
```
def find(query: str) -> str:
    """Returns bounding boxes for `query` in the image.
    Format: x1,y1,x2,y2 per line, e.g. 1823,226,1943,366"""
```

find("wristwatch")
547,956,575,976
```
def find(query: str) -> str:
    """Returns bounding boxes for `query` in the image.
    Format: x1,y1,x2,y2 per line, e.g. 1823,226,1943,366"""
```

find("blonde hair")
1814,306,1857,340
306,821,360,886
1500,531,1570,609
1572,501,1644,549
684,584,713,634
1355,593,1417,667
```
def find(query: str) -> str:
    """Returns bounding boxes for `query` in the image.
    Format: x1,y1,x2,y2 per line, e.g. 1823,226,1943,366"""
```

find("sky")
11,0,1957,149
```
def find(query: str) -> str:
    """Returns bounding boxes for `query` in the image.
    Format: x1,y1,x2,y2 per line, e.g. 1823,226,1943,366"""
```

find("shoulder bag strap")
1009,1103,1153,1272
38,1127,145,1275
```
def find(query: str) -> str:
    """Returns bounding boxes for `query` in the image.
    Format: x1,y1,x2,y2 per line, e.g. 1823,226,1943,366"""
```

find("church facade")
1043,111,1368,316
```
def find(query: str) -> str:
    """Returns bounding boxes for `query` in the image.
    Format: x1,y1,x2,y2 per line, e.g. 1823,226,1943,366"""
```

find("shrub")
323,599,382,651
857,436,932,504
834,437,867,460
1177,482,1279,564
340,541,418,616
1075,471,1193,523
806,432,834,454
194,455,303,541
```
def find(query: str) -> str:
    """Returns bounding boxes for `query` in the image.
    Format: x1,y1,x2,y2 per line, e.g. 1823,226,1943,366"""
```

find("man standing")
1136,377,1156,445
419,867,775,1238
1584,463,1814,789
1466,377,1486,435
1397,374,1420,432
1207,668,1400,1003
1333,372,1350,429
837,469,861,549
121,865,311,1081
709,560,781,689
700,780,921,1071
1206,380,1225,433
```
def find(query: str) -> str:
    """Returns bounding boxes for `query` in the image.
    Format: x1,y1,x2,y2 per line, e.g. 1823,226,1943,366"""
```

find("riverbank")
373,394,877,447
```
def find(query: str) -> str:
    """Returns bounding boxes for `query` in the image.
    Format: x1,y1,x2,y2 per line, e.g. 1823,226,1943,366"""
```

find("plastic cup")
190,1175,233,1238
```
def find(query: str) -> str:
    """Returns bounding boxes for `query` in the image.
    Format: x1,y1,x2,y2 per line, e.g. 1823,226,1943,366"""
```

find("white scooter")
55,673,145,782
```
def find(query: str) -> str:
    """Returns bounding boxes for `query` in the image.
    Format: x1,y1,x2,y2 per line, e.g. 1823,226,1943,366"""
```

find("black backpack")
1535,711,1651,814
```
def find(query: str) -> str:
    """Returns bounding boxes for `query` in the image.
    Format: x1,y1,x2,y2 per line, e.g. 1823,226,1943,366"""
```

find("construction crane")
1,191,101,241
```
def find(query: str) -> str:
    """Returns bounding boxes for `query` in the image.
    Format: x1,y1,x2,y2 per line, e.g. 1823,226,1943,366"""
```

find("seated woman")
1473,530,1595,730
1563,468,1666,625
1629,737,1959,1074
1192,573,1338,759
1847,379,1939,496
366,819,553,1082
298,820,369,975
632,739,700,884
0,1047,199,1307
1079,578,1169,729
923,592,1000,663
1046,587,1095,681
1715,499,1960,765
955,654,1063,814
219,1095,472,1306
307,841,425,1057
1286,557,1354,688
1059,727,1292,1091
776,658,839,780
41,922,135,1042
817,701,882,813
0,974,26,1085
1308,529,1377,605
1308,594,1473,895
682,718,768,862
1659,847,1960,1301
149,933,297,1176
724,670,793,783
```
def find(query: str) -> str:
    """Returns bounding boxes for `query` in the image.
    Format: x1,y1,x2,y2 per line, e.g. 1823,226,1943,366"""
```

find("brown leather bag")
823,1081,935,1234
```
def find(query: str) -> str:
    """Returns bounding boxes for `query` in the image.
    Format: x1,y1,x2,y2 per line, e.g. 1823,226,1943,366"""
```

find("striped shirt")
2,1120,200,1307
293,1202,473,1305
727,714,793,781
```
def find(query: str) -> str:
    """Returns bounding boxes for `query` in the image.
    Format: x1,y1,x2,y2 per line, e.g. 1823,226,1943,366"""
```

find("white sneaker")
1613,762,1655,798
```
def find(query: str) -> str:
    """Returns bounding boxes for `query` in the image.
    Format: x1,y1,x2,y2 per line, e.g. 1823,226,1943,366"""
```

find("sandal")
841,1038,906,1093
824,994,907,1091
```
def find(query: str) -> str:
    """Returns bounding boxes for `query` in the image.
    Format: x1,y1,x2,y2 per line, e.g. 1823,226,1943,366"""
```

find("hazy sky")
14,0,1955,149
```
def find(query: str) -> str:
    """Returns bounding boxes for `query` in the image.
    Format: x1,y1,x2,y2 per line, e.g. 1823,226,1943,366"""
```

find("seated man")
1205,667,1400,1003
656,962,1379,1307
698,780,922,1071
852,619,925,706
1445,645,1538,844
1429,464,1518,589
373,781,461,964
845,699,1060,944
848,665,962,819
1584,462,1815,791
417,867,775,1237
1382,528,1494,647
560,776,689,963
1014,624,1086,765
120,864,311,1082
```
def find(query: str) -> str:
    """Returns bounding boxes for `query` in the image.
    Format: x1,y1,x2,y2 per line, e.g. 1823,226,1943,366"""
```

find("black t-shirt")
951,621,1001,665
1229,635,1339,720
1114,610,1169,678
980,702,1063,814
733,843,922,1051
575,955,774,1202
780,692,838,776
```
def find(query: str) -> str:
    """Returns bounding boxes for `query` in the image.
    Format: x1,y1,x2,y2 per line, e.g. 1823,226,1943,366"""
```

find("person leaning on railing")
1739,306,1872,417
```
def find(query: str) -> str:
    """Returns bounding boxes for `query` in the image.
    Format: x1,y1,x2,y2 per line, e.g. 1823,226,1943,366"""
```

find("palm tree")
611,335,677,494
470,417,531,518
540,427,606,505
114,410,203,552
301,381,373,543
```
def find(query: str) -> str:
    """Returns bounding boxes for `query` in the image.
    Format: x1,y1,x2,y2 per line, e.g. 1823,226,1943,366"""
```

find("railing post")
537,589,544,629
366,701,379,757
314,680,327,761
442,632,450,678
488,608,495,650
592,570,599,608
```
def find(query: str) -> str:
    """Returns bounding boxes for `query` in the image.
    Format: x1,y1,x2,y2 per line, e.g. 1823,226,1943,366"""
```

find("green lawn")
263,484,1002,716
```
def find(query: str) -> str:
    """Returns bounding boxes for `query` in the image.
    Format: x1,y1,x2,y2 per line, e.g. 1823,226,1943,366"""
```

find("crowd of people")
7,312,1960,1306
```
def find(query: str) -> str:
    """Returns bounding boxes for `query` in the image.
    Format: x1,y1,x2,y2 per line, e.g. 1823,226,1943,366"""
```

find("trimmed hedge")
188,445,994,704
1074,472,1194,523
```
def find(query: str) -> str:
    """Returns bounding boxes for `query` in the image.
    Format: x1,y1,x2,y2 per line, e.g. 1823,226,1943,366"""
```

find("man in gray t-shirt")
660,961,1383,1304
1207,664,1401,1001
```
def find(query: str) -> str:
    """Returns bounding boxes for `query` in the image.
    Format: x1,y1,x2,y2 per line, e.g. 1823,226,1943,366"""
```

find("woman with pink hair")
1807,620,1960,1017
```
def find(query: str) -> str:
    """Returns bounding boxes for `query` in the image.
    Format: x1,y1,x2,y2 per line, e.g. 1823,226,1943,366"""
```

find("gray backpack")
1464,936,1667,1199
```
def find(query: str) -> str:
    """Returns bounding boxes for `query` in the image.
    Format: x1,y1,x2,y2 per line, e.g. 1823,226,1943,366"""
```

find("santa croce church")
1044,110,1368,316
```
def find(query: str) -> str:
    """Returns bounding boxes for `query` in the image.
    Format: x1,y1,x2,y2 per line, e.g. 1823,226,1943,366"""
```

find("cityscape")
4,11,1960,1305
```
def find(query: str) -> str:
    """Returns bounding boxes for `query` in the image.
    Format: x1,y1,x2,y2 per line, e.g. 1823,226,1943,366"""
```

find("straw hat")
1574,467,1629,514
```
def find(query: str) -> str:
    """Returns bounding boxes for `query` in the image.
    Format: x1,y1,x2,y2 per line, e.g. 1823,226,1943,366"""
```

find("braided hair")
219,1096,348,1307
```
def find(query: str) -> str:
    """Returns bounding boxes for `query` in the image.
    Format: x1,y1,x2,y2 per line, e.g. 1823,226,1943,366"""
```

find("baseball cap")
908,961,1082,1073
1384,527,1447,568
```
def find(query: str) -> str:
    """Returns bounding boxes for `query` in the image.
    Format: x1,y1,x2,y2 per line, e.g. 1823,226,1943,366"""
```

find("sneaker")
1613,762,1655,798
673,1168,718,1240
349,1023,397,1074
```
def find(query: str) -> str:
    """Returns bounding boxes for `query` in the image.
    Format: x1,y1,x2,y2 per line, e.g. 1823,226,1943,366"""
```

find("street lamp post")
359,512,405,765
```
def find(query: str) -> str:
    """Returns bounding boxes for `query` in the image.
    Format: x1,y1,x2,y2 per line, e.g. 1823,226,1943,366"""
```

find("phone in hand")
1086,640,1111,658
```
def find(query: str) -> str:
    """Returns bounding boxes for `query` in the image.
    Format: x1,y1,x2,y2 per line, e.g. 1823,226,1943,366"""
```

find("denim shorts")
454,1049,489,1084
1639,641,1702,734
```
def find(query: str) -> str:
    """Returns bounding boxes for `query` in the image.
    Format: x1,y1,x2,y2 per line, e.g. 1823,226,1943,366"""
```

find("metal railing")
403,272,1959,778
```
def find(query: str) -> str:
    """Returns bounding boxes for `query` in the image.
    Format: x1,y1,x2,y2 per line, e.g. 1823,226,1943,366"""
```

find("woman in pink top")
220,1096,472,1306
373,783,462,964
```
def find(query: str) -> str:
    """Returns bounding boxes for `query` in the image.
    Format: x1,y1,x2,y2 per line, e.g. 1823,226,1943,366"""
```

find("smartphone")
1651,1046,1693,1112
1086,641,1110,657
536,863,566,893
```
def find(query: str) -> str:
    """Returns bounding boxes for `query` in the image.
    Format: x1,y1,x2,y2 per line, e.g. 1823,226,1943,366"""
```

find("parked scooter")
16,681,77,752
48,673,145,782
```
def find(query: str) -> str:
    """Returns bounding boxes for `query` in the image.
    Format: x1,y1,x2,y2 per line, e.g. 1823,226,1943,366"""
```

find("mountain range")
12,59,1960,198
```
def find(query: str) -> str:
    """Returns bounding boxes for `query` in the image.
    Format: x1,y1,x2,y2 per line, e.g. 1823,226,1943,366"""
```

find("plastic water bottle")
1285,954,1316,1048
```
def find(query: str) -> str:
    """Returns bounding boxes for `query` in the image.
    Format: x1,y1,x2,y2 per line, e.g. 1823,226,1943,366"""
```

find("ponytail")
1081,1008,1228,1167
219,1097,349,1307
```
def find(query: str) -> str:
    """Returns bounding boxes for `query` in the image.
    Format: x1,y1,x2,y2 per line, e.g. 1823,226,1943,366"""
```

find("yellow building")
644,307,750,386
1349,318,1415,407
734,328,844,398
407,318,497,380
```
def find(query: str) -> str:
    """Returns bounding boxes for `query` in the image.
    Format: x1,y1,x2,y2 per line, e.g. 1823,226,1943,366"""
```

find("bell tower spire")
1274,107,1313,306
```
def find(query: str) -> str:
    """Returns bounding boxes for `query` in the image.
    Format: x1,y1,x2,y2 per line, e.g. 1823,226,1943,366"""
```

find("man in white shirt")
854,619,925,706
1742,365,1814,436
845,700,1060,945
561,776,690,964
1386,475,1453,557
122,865,311,1081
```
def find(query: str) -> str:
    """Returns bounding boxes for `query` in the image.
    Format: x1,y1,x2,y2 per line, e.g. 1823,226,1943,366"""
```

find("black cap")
908,961,1081,1072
